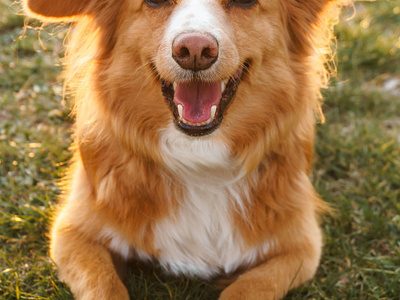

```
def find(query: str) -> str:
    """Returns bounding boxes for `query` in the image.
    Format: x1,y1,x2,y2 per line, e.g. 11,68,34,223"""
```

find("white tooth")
173,82,177,91
211,105,217,119
177,104,183,118
221,82,226,93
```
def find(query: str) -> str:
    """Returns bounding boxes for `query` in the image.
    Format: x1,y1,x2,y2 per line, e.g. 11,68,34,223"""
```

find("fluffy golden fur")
24,0,345,299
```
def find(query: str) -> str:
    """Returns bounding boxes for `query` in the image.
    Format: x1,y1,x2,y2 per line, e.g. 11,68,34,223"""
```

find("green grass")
1,0,399,299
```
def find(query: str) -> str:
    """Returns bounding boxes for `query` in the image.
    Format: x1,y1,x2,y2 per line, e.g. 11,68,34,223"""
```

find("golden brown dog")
24,0,345,299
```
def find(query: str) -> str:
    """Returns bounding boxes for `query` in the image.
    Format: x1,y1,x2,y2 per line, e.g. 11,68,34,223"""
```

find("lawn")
0,0,399,299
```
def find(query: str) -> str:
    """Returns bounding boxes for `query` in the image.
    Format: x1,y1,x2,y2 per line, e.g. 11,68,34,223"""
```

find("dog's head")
24,0,342,169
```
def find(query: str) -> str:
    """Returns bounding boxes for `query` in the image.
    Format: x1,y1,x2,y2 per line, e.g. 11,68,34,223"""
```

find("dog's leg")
50,218,130,300
219,219,322,300
47,162,131,300
50,221,130,300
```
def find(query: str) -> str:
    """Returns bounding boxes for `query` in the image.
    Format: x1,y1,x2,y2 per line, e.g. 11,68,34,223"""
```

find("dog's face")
104,0,290,137
25,0,333,165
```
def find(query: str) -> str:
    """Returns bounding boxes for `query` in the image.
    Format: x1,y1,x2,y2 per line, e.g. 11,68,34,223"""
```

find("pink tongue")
174,81,221,123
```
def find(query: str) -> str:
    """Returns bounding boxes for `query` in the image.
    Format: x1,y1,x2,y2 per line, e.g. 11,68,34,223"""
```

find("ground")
0,0,399,299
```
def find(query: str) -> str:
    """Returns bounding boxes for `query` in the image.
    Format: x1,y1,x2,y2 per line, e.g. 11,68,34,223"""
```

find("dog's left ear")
303,0,335,16
288,0,337,25
23,0,97,21
286,0,341,53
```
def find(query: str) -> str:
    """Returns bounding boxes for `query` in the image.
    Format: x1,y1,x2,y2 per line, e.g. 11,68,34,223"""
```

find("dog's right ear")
24,0,96,21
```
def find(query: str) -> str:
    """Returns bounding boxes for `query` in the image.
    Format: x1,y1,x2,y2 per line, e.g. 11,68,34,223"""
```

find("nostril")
201,47,216,60
178,46,190,59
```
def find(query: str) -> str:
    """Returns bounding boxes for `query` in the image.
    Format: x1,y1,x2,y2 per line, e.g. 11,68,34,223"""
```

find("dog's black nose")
172,32,218,71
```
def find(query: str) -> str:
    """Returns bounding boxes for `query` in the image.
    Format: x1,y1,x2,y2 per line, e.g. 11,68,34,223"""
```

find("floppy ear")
296,0,334,19
287,0,336,27
285,0,341,53
24,0,96,20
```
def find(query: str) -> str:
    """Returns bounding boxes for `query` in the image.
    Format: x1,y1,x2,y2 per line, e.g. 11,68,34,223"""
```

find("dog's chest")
152,179,260,278
147,128,271,278
102,129,271,278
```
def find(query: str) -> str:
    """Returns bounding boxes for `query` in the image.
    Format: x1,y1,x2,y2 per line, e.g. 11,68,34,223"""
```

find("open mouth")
161,65,245,137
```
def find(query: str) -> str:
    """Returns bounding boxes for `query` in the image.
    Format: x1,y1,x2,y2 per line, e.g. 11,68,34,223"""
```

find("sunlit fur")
24,0,346,299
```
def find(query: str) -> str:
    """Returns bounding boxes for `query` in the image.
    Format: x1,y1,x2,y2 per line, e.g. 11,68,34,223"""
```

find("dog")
24,0,345,299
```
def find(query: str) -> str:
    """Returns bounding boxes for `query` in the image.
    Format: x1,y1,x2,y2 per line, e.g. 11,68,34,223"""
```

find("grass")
0,0,399,299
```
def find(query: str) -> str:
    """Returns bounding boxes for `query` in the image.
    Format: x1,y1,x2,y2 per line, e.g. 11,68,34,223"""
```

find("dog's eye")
145,0,169,7
230,0,257,7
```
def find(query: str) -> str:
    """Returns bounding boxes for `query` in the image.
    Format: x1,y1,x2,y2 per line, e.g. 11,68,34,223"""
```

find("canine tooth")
210,105,217,119
221,82,226,93
173,82,177,91
177,104,183,118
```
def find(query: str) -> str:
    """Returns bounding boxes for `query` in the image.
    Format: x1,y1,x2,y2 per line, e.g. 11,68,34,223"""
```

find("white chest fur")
152,178,271,278
153,127,271,278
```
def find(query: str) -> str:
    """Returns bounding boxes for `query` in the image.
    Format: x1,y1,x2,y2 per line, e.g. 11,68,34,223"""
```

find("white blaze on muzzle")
166,0,224,43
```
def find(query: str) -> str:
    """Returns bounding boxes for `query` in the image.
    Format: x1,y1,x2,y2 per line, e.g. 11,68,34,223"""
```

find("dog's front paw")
219,278,277,300
75,280,130,300
60,263,130,300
